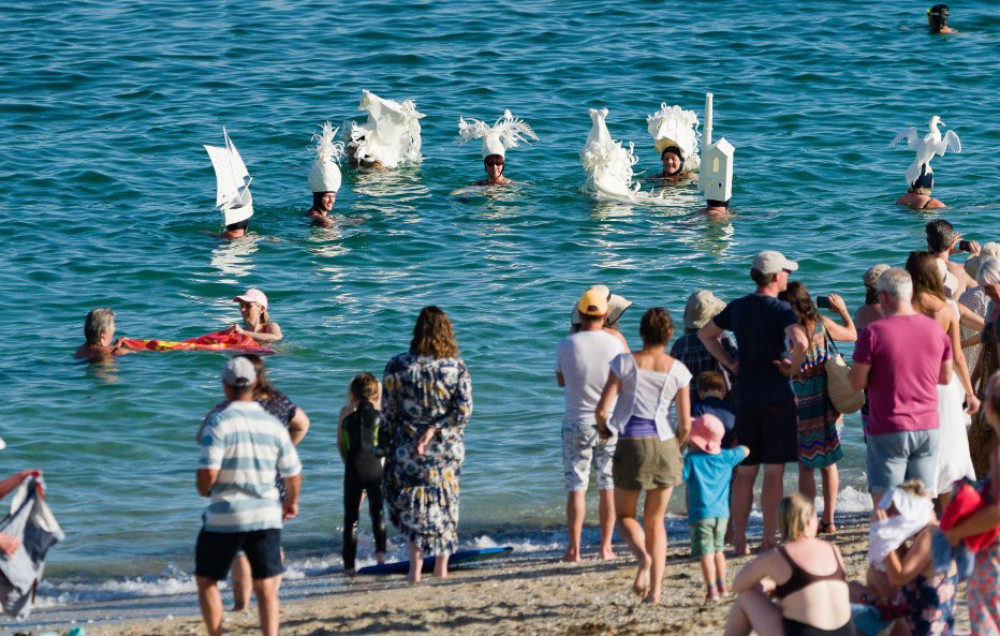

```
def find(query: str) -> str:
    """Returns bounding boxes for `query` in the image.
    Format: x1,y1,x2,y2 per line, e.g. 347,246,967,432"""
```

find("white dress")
935,300,976,496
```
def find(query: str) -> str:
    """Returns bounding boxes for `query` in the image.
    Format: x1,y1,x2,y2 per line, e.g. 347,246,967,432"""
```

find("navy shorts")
195,528,284,581
734,399,798,465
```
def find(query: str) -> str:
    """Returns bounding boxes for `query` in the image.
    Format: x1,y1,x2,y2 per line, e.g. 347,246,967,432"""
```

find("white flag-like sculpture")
204,128,253,227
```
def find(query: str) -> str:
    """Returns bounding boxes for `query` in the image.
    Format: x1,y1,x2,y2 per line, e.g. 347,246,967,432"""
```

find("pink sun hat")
689,414,725,454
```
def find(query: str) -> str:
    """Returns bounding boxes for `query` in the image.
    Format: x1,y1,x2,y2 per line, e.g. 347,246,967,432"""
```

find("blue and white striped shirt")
199,401,302,533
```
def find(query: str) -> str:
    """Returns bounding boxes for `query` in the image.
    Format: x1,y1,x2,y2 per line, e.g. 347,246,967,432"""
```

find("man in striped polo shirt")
195,357,302,636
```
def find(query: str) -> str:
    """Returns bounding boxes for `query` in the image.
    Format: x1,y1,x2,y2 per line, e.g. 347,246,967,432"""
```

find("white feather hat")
458,110,538,159
647,103,701,172
309,122,344,193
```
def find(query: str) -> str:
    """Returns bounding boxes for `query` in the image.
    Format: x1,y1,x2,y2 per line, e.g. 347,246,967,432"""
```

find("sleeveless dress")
793,322,843,469
935,300,975,497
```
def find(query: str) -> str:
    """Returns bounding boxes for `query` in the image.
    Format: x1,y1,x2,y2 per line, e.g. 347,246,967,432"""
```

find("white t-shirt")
607,354,692,440
555,330,626,422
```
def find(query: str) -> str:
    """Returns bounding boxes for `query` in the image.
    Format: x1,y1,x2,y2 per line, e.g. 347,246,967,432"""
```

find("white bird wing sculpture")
349,90,425,168
890,116,962,186
581,108,639,200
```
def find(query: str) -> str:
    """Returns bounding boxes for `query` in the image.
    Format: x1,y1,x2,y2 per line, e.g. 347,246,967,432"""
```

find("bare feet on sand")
732,541,750,557
561,547,581,563
632,555,651,598
599,547,617,561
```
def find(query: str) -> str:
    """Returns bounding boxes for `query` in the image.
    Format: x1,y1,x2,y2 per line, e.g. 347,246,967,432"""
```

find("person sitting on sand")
226,288,282,343
306,122,345,228
683,414,748,604
75,308,132,360
896,166,946,210
458,110,537,187
724,493,855,636
928,4,956,34
596,307,691,604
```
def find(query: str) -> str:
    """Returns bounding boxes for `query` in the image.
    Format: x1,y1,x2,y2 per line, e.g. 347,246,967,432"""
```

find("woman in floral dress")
383,306,473,583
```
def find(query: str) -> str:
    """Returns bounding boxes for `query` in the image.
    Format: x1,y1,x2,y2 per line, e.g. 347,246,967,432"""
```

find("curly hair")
639,307,673,347
410,306,459,359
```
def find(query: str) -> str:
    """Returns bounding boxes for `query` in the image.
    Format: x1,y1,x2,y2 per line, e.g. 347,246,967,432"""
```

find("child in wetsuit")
337,372,388,573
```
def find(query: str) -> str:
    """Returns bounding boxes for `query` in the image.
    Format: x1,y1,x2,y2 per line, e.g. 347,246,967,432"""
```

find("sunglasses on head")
485,157,504,166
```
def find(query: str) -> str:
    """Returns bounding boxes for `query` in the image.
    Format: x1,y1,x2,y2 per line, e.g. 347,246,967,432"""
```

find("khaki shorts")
612,437,682,490
690,517,727,557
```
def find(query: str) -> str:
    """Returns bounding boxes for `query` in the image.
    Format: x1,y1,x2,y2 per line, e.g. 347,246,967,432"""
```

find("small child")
683,414,749,603
337,372,387,574
691,371,736,449
74,308,131,360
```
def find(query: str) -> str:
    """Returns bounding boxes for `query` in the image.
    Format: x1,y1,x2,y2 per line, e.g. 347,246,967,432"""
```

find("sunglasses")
484,158,504,167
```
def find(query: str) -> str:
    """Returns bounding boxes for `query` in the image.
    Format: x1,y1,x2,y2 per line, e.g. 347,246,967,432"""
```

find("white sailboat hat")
458,110,538,159
647,103,701,171
308,122,345,193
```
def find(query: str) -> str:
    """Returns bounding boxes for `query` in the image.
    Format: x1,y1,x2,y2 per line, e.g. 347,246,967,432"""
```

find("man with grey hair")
195,357,302,636
849,268,953,504
699,250,809,554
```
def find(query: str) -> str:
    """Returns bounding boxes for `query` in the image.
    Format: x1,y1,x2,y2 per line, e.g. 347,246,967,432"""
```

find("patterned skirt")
793,364,843,469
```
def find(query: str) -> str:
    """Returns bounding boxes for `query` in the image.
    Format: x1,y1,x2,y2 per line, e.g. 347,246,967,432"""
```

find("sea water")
2,0,999,611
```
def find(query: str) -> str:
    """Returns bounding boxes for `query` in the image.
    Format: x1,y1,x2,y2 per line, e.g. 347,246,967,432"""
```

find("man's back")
556,330,625,420
853,313,950,436
200,401,300,532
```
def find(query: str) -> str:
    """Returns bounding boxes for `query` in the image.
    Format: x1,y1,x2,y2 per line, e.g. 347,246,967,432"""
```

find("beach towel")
0,476,64,619
119,330,274,355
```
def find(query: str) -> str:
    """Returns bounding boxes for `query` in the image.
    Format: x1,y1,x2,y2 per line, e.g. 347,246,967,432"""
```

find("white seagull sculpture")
889,115,961,187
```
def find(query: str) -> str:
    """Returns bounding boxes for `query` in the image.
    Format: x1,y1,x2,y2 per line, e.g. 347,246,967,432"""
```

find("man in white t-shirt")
556,288,626,562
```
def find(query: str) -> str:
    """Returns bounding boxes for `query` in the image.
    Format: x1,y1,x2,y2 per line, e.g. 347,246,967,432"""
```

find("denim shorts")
562,418,615,492
865,429,940,495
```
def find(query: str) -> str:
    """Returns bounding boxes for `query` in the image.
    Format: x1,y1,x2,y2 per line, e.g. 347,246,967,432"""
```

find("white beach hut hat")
459,110,538,159
309,121,345,193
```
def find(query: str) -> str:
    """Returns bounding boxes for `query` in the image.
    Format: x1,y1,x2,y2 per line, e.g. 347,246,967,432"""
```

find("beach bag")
824,334,864,415
939,478,1000,552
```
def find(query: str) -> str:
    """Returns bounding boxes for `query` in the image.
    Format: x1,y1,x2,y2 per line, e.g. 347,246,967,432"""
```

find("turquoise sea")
3,0,1000,617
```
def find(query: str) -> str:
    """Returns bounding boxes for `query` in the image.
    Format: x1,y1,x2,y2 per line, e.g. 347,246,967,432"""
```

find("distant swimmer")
75,308,132,360
307,122,345,227
458,110,537,186
890,115,961,210
346,90,425,171
204,128,254,239
227,288,282,343
646,103,700,184
928,4,956,34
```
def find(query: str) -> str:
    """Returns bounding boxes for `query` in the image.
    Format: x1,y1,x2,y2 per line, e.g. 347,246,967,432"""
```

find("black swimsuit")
774,545,856,636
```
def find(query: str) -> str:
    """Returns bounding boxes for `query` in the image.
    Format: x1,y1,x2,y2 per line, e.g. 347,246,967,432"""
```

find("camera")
816,296,831,309
958,240,971,252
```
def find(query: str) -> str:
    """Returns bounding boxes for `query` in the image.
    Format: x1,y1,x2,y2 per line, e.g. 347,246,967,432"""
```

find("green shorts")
690,517,727,557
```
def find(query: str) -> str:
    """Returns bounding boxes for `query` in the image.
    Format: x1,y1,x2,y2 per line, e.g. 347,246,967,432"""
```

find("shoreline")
13,514,969,636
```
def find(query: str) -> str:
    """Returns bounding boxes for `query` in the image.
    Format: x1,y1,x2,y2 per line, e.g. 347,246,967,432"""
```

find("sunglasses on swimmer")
484,157,504,166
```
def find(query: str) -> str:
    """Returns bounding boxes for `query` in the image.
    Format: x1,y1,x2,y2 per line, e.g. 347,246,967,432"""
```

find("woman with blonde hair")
382,306,473,583
724,493,855,636
227,287,283,343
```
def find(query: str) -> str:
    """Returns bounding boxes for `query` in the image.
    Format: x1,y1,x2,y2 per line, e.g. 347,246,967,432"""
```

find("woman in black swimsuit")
724,493,856,636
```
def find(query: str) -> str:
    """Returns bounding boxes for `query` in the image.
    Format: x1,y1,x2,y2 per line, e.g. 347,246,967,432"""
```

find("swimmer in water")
227,288,283,343
647,103,700,184
346,137,387,172
458,110,537,187
307,122,345,227
75,308,132,360
928,4,956,34
220,219,248,240
896,166,946,210
650,145,694,183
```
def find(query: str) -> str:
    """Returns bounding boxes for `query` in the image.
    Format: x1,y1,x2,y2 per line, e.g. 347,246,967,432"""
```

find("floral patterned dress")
969,537,1000,635
896,569,958,636
382,352,473,554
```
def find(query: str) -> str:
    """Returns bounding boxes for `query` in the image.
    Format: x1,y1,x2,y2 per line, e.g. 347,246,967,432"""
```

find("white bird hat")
458,110,538,159
309,121,345,193
889,115,961,188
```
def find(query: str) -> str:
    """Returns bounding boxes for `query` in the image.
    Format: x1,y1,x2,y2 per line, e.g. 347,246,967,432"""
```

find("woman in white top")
596,307,691,604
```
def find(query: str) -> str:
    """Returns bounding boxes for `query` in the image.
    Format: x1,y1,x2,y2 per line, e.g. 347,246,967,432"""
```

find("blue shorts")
865,429,940,495
195,528,284,581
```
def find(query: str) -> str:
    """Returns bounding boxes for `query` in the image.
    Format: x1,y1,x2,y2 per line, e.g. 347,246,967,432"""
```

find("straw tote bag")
824,334,865,415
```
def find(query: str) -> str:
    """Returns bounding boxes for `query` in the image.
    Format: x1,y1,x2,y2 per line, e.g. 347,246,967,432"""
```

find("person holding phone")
927,220,980,299
778,283,857,534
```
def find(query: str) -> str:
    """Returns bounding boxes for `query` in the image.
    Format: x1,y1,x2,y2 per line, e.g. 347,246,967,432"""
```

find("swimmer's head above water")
927,4,952,33
909,167,935,195
660,146,684,177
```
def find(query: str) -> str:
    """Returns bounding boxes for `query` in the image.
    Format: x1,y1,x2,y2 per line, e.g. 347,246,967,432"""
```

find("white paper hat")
702,138,734,203
459,110,538,160
647,103,701,172
309,122,344,193
347,90,425,169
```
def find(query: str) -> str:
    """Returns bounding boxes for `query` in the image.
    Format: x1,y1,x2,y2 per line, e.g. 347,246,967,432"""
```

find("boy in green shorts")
683,414,749,603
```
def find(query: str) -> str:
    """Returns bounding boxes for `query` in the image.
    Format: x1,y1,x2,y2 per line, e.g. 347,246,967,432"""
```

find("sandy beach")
13,514,963,636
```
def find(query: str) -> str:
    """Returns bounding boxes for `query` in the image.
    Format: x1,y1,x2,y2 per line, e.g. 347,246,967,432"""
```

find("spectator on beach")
557,288,626,562
595,307,690,604
848,268,953,505
337,372,387,574
671,290,737,389
779,282,856,535
0,467,44,556
195,357,301,636
724,493,855,636
683,414,748,604
570,284,632,351
959,244,1000,379
944,370,1000,634
927,219,979,299
227,288,282,344
969,257,1000,476
698,250,809,554
871,481,958,636
692,371,736,449
383,306,472,583
927,4,956,34
906,251,979,503
74,308,131,361
855,265,890,330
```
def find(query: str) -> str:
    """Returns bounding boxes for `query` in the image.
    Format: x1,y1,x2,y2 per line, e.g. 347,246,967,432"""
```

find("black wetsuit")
341,400,387,570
